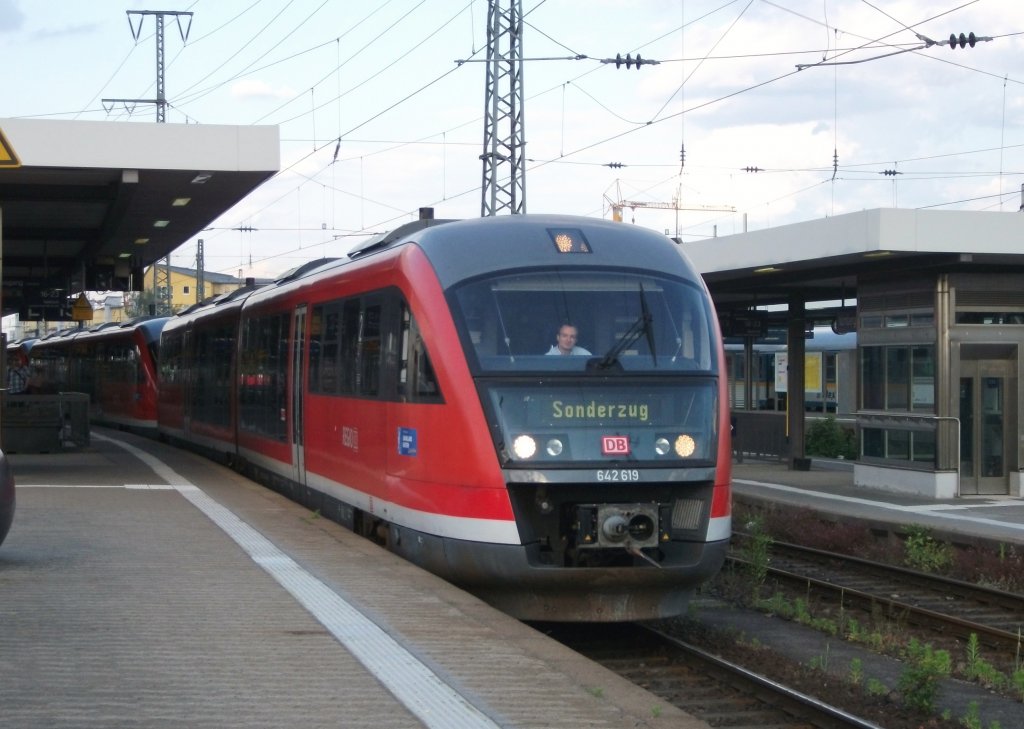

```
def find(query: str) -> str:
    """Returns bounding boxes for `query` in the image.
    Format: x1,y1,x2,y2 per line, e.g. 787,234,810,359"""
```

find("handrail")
855,411,961,497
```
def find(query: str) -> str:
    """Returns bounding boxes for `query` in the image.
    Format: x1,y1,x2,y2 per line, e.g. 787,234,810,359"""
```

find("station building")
685,207,1024,499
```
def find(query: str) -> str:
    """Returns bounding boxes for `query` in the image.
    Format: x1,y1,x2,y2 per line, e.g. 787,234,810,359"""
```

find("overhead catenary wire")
140,0,1022,277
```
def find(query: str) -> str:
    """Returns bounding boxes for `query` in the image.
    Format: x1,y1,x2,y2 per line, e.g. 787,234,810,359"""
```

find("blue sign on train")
397,427,418,456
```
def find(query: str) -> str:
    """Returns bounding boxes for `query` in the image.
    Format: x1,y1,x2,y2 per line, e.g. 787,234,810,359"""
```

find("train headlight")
654,437,671,455
675,434,696,458
512,434,537,459
545,438,564,457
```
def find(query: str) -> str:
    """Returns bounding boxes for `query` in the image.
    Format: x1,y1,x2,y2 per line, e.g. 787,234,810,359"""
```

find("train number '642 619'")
596,469,641,482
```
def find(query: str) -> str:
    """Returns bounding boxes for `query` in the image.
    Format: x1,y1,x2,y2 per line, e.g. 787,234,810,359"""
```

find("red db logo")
601,436,630,456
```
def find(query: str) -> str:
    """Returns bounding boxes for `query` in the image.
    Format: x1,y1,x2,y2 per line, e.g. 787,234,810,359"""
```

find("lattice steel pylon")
103,11,193,123
103,10,192,316
480,0,526,217
151,257,172,316
195,238,205,303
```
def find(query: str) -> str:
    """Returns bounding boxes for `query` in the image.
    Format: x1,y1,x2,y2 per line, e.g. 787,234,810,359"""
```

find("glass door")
959,359,1014,495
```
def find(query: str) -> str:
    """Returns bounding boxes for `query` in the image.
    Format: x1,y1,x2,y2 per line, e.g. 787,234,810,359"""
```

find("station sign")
719,311,766,338
72,293,94,322
832,307,857,335
0,126,20,168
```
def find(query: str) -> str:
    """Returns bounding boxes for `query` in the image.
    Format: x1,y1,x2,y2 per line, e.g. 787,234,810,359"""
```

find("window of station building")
886,348,909,409
913,430,936,463
955,311,1024,325
861,347,884,410
862,427,936,465
861,313,935,329
911,346,935,409
860,345,935,413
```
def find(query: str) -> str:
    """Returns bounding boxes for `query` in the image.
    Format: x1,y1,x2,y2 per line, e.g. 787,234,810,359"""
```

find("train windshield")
452,270,716,374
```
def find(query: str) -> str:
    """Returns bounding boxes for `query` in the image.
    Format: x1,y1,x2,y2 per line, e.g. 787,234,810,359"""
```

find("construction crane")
605,183,735,235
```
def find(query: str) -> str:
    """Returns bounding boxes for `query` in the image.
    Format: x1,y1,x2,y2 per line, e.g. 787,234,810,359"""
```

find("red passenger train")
28,317,168,433
158,213,732,621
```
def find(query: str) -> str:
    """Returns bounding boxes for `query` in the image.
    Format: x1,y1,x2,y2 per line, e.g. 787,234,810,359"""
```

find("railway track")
548,622,881,729
731,536,1024,654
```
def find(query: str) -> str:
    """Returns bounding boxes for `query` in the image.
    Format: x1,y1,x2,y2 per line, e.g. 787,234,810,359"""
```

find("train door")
959,356,1016,495
291,305,308,485
182,328,193,439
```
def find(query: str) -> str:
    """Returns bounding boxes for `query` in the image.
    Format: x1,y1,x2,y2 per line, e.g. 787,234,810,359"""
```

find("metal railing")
856,411,961,497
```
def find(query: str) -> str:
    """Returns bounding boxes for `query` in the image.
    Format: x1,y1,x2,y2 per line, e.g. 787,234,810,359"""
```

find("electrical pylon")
480,0,526,216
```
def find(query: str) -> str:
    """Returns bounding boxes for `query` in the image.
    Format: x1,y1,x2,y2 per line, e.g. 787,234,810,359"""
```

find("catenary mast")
480,0,526,216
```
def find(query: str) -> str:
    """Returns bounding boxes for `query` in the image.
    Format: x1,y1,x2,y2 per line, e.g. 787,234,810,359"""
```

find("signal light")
949,32,977,49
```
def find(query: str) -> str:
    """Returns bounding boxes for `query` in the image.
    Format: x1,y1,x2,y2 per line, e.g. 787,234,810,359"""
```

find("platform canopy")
0,117,279,319
681,208,1024,334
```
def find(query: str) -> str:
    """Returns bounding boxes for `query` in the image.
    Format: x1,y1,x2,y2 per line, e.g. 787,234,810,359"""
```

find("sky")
1,0,1022,281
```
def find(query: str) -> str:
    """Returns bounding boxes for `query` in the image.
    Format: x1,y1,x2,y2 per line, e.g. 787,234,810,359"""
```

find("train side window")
159,330,183,387
338,299,362,395
358,301,382,397
309,303,341,394
239,312,289,441
398,303,443,403
309,294,389,399
191,324,233,428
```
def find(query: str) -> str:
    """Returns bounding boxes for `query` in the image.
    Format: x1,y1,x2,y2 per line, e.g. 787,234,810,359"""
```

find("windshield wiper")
589,284,655,371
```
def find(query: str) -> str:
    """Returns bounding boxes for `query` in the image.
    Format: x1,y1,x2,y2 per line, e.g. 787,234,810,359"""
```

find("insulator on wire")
614,53,647,70
949,32,977,49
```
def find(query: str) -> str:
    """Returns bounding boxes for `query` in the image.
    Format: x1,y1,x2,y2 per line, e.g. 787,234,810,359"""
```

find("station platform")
0,428,706,729
732,459,1024,548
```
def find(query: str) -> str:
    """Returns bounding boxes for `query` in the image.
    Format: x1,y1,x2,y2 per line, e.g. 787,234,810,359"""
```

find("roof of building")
681,208,1024,321
154,264,256,286
0,117,279,318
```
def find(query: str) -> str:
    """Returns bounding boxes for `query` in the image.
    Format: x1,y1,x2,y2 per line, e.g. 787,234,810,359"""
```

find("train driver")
546,323,591,356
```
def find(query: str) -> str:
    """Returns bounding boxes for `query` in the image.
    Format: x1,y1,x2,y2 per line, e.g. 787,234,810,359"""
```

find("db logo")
601,436,630,456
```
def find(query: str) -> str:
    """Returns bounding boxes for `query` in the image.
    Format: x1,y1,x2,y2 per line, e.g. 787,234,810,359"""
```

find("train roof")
163,282,266,332
235,215,704,312
411,215,703,289
30,316,170,348
190,283,269,314
274,257,342,284
347,218,456,259
6,338,37,354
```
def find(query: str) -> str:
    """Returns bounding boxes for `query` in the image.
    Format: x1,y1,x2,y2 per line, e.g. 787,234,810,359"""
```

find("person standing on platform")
7,352,30,394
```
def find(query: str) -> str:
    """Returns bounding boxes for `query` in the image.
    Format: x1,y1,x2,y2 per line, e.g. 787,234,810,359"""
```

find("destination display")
487,383,715,430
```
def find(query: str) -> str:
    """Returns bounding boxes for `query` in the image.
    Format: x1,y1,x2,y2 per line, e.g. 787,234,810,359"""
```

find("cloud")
0,0,25,32
231,79,296,101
